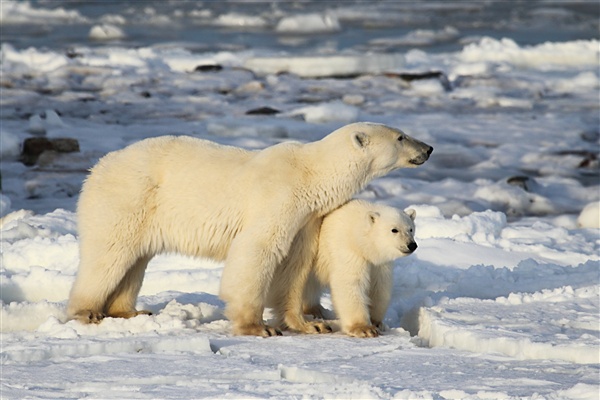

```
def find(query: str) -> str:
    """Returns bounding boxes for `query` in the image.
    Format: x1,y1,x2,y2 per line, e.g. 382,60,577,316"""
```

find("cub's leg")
271,219,332,334
368,263,394,332
301,271,329,320
330,262,378,338
105,255,153,319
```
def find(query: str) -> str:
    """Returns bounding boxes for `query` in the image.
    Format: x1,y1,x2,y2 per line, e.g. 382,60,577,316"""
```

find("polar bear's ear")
352,131,369,148
368,211,380,224
405,208,417,221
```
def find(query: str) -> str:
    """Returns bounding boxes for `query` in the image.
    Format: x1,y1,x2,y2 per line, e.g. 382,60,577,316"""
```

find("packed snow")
1,1,598,399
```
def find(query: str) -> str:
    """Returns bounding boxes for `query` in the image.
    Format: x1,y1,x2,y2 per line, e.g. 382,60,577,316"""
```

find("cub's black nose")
408,242,418,252
427,146,433,155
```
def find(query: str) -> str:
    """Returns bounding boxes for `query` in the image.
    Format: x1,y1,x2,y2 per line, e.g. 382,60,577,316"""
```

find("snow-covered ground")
1,1,599,399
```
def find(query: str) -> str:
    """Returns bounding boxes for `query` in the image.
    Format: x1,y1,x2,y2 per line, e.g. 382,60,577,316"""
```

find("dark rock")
384,70,452,91
66,48,83,59
506,175,531,191
554,150,598,169
194,64,223,72
581,130,599,142
21,138,53,166
21,137,80,166
386,71,443,81
245,107,281,115
50,138,80,153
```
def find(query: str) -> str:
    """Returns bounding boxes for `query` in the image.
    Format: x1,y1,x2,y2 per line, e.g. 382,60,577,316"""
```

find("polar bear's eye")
391,228,399,233
397,136,404,142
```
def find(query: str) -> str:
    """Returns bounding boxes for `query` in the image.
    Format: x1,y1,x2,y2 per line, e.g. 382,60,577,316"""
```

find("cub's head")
339,122,433,175
365,205,417,265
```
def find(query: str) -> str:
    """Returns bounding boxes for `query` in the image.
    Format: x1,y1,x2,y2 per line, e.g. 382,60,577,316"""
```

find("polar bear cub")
304,200,417,338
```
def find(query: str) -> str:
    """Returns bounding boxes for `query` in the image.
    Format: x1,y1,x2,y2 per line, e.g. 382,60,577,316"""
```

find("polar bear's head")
365,205,417,265
338,122,433,175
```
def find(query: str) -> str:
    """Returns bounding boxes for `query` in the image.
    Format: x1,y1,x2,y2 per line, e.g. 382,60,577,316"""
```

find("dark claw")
315,325,321,333
265,327,283,337
87,312,105,324
326,325,333,333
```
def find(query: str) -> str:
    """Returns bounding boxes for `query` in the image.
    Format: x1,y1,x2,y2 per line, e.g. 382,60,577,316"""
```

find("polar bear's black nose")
408,242,418,252
427,146,433,155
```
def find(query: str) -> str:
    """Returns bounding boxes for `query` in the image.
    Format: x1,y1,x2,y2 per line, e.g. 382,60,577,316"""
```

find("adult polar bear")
67,122,433,336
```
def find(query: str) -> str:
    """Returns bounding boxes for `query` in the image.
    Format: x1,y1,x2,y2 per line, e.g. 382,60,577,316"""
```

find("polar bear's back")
77,136,256,258
86,136,252,184
80,136,252,215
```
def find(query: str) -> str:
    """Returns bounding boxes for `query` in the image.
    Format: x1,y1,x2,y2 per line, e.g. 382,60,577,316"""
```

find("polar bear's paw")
346,324,379,338
235,323,283,337
71,310,106,324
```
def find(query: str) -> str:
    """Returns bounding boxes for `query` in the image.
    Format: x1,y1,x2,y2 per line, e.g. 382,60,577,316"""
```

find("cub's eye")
397,136,404,142
409,229,413,233
391,228,399,233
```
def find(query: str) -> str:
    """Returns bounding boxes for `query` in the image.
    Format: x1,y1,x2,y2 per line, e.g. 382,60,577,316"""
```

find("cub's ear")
405,208,417,221
352,131,369,148
367,211,380,224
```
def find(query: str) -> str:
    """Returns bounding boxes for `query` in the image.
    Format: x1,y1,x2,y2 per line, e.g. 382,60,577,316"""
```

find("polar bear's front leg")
68,254,154,323
330,264,379,338
219,230,285,337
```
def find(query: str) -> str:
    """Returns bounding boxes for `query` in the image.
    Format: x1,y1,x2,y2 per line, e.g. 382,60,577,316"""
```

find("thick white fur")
269,200,417,337
67,122,432,336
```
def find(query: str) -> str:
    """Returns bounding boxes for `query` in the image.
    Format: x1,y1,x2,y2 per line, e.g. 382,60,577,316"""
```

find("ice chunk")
244,54,404,78
89,24,126,41
276,13,341,34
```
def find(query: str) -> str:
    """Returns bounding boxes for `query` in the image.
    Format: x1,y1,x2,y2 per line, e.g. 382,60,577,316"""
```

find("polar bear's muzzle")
401,241,418,254
409,146,433,165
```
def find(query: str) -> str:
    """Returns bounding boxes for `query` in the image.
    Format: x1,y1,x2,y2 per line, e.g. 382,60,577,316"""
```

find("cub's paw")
283,318,333,334
304,321,333,334
107,309,153,319
234,323,282,337
72,310,106,324
346,324,379,338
